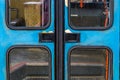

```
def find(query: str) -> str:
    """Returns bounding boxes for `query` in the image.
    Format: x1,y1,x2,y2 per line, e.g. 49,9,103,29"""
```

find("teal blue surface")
64,0,119,80
0,0,55,80
0,0,119,80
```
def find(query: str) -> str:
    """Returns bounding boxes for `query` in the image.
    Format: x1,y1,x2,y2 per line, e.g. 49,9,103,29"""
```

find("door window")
69,0,113,29
69,47,112,80
7,46,51,80
7,0,50,29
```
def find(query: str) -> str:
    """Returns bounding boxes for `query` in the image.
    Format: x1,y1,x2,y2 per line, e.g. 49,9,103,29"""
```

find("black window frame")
68,46,113,80
6,45,52,80
6,0,51,30
68,0,114,30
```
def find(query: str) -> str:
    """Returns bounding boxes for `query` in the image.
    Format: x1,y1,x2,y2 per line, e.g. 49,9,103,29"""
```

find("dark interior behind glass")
69,0,111,28
8,47,51,80
8,0,50,28
69,48,111,80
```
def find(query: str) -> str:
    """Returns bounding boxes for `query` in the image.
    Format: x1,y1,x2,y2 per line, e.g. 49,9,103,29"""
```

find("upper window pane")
8,47,51,80
8,0,50,29
69,47,112,80
69,0,113,29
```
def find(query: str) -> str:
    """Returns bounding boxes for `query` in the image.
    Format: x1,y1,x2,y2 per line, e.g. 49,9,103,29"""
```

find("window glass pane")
69,48,110,80
8,0,50,28
69,0,112,28
8,47,51,80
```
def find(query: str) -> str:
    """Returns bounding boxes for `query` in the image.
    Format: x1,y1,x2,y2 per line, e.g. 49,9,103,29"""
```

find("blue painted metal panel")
0,0,119,80
0,0,55,80
64,0,119,80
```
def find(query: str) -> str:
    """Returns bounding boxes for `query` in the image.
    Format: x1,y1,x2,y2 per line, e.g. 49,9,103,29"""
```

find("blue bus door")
0,0,119,80
64,0,119,80
0,0,55,80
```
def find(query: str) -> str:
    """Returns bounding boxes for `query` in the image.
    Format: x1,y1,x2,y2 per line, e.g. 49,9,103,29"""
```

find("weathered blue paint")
0,0,119,80
0,0,55,80
64,0,119,80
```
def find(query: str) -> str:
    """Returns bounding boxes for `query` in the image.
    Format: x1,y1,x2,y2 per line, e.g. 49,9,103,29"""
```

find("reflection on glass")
8,47,51,80
9,0,49,27
69,48,110,80
69,0,111,28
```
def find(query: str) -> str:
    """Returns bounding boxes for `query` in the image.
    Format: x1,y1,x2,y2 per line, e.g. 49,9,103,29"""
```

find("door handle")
65,33,80,43
39,33,54,42
39,33,80,43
